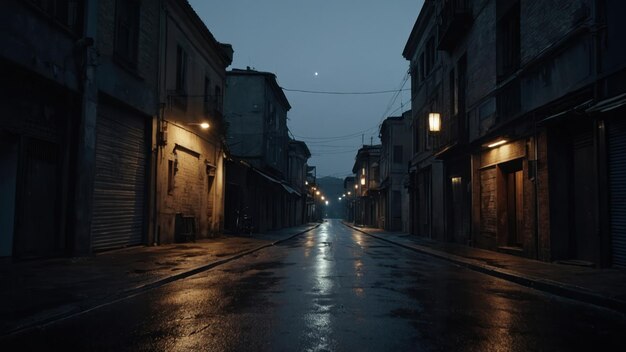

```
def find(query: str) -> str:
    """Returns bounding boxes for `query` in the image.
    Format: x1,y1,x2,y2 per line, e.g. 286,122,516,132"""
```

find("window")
496,0,520,79
425,37,435,73
450,68,457,116
214,86,222,113
167,160,175,194
204,76,211,114
176,45,188,94
28,0,83,34
393,146,403,164
411,63,418,93
419,53,425,81
457,54,467,115
414,120,420,153
114,0,140,67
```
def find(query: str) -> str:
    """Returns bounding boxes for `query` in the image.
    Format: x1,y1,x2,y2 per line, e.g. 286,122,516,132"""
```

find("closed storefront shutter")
91,104,147,251
608,118,626,268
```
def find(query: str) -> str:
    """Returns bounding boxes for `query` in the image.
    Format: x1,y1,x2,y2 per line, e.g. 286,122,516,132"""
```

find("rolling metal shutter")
608,118,626,267
91,104,147,251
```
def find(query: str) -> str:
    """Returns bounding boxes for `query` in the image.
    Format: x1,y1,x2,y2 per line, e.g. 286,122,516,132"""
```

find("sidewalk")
344,222,626,314
0,223,319,338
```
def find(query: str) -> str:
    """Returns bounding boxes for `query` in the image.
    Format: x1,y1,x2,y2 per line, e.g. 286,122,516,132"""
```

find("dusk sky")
189,0,423,178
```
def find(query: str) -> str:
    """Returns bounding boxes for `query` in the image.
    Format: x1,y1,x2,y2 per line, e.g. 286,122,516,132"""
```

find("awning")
538,99,593,125
586,93,626,113
251,168,301,196
281,183,301,197
252,168,282,185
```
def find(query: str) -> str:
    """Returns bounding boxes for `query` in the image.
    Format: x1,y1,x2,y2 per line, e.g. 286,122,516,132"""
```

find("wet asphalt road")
5,219,626,351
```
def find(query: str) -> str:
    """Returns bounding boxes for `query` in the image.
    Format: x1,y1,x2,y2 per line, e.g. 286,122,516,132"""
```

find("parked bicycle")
235,207,254,235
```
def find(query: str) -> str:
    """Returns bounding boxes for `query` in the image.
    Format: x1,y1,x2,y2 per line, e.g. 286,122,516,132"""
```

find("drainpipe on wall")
73,0,99,256
533,123,540,260
152,0,169,246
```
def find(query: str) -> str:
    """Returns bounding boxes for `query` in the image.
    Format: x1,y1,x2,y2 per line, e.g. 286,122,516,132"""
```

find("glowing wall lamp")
200,122,210,129
360,177,366,185
428,113,441,132
487,139,508,148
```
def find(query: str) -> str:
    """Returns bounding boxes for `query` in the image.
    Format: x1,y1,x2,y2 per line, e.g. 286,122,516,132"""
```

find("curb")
343,222,626,315
1,224,320,339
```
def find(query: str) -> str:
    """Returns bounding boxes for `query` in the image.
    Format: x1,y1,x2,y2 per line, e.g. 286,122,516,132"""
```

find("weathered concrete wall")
0,1,81,91
156,123,223,243
155,0,230,243
97,0,160,116
224,75,265,159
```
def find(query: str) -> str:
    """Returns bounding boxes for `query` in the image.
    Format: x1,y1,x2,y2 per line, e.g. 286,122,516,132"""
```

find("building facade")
287,140,312,226
379,112,412,232
153,0,233,244
224,68,304,232
352,145,382,227
91,0,161,251
0,0,236,259
404,0,626,267
0,0,87,258
403,0,447,241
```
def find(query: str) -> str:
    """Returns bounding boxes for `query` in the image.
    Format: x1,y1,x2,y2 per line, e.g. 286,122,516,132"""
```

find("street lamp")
316,191,321,196
200,122,210,129
325,200,329,205
321,195,325,200
428,112,441,132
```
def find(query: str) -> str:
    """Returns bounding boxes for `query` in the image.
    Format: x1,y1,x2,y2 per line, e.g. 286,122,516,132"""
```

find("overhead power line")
281,87,411,95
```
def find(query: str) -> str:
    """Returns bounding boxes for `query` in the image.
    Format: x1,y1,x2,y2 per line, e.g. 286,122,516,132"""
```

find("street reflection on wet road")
5,219,626,351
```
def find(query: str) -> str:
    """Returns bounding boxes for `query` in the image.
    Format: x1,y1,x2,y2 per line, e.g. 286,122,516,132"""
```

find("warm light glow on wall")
428,113,441,132
488,139,507,148
451,176,462,185
360,177,366,185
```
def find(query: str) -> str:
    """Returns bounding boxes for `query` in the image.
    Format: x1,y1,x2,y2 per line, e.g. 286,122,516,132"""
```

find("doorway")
498,159,524,249
0,133,19,257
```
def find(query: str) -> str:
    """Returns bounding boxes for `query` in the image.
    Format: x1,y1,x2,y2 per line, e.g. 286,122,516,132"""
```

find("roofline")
174,0,233,66
227,68,291,110
289,139,311,158
402,0,433,60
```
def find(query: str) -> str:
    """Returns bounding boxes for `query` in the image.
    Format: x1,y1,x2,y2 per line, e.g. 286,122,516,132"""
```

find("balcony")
437,0,473,52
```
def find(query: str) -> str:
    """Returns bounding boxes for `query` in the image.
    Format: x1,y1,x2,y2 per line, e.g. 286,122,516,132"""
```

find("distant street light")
325,200,329,205
321,196,325,200
316,191,320,196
